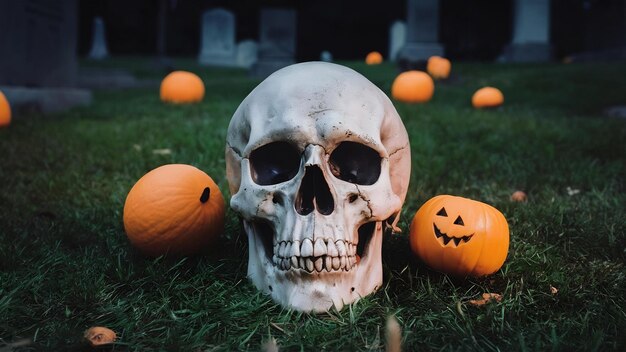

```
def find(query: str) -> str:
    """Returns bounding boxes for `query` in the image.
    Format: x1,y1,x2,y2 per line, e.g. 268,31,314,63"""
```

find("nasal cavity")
295,165,334,215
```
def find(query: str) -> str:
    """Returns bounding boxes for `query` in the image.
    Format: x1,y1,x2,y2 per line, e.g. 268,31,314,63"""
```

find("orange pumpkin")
123,164,225,256
391,70,434,103
409,195,509,277
160,71,205,104
427,56,451,80
365,51,383,65
0,90,11,128
84,327,117,346
472,87,504,108
510,190,527,202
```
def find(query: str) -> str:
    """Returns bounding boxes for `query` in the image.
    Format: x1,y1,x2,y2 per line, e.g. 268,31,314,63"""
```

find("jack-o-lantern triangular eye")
436,207,447,217
454,216,464,226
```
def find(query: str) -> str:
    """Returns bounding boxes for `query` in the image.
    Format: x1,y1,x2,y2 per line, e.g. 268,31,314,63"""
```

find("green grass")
1,57,625,351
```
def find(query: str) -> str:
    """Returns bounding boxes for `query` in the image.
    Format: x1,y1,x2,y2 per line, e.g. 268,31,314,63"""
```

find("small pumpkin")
160,71,205,104
123,164,225,256
84,326,117,346
510,190,527,202
426,56,451,80
365,51,383,65
391,70,434,103
0,90,11,128
409,195,509,277
472,87,504,108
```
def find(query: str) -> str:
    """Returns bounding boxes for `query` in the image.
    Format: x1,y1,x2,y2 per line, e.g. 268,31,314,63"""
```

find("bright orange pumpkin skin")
409,195,509,277
391,70,434,103
365,51,383,65
160,71,205,104
427,56,451,80
472,87,504,108
0,91,12,127
123,164,225,256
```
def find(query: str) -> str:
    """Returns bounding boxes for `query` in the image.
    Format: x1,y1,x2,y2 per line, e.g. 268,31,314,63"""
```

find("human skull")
225,62,411,312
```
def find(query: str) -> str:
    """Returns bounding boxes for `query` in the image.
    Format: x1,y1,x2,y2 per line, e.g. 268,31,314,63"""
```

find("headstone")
198,8,237,66
236,40,258,68
320,50,333,62
388,21,406,61
500,0,552,62
250,9,297,78
0,0,92,114
0,0,79,87
88,17,109,60
398,0,444,62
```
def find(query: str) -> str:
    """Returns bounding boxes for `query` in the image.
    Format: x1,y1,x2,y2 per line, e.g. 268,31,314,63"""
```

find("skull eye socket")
328,142,381,185
250,142,301,185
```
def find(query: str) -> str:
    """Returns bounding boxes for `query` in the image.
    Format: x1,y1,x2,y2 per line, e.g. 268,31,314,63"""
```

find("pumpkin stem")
200,187,210,203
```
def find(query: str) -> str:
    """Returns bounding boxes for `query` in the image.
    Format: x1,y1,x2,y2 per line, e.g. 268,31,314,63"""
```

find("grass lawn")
1,58,625,351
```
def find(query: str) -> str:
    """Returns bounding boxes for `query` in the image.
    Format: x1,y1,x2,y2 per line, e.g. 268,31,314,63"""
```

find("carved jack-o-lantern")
409,195,509,277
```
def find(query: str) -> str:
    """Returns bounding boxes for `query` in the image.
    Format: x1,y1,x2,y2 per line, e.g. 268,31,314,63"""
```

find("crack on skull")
355,185,374,218
388,142,410,158
307,109,332,117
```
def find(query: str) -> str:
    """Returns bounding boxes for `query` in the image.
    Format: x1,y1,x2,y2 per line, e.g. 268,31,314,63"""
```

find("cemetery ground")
1,58,625,351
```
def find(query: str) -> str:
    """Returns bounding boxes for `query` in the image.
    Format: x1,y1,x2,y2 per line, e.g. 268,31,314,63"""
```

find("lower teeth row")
272,255,358,272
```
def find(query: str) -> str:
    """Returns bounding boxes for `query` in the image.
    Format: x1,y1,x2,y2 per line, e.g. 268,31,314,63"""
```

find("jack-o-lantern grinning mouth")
433,223,473,247
250,220,377,274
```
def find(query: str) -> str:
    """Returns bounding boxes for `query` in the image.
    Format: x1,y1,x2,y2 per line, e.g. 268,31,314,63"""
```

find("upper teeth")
272,238,358,273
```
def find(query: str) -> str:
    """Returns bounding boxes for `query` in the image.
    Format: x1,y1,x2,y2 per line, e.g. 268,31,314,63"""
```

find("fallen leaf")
84,326,116,346
468,293,503,307
152,148,172,155
550,285,558,295
262,337,279,352
385,315,402,352
566,186,580,196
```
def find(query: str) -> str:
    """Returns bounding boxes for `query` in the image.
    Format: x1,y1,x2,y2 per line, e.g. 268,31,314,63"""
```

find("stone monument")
388,21,406,61
198,8,237,66
88,16,109,60
236,40,258,68
320,50,333,62
398,0,444,62
500,0,552,62
250,9,296,78
0,0,91,114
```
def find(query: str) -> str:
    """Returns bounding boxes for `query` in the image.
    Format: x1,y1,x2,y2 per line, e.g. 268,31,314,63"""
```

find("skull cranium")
225,62,410,312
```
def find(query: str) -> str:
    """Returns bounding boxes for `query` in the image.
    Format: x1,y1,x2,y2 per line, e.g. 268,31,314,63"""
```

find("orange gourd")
123,164,225,256
426,56,451,80
365,51,383,65
0,91,11,127
472,87,504,108
84,327,117,346
391,70,434,103
409,195,509,277
160,71,205,104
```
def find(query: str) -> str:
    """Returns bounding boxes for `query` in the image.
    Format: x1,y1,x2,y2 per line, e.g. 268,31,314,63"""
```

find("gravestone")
0,0,91,114
198,8,237,66
388,21,406,61
398,0,444,62
236,40,258,68
500,0,552,62
88,17,109,60
250,9,296,78
320,50,333,62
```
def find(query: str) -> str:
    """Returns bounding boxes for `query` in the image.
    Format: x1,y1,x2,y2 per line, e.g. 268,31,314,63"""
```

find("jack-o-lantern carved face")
432,206,474,247
409,195,509,277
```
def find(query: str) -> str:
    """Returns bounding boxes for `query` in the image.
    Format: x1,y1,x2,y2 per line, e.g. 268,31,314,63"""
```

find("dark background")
77,0,626,61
